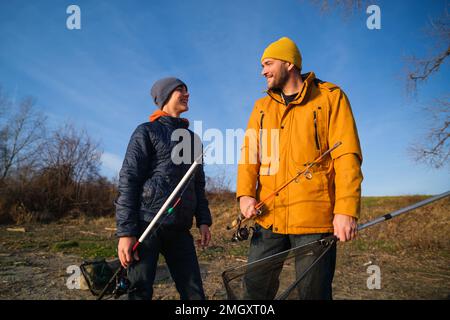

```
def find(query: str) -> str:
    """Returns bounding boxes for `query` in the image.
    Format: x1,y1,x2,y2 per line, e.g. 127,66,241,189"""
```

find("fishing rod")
227,141,342,241
221,190,450,300
357,190,450,230
97,151,204,300
275,190,450,300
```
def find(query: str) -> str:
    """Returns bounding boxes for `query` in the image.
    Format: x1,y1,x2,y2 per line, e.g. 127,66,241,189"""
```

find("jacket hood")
149,109,189,128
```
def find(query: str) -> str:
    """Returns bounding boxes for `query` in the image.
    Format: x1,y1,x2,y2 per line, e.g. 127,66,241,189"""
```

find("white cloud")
101,152,123,178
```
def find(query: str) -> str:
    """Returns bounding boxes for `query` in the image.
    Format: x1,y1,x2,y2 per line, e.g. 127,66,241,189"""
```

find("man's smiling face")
261,58,289,90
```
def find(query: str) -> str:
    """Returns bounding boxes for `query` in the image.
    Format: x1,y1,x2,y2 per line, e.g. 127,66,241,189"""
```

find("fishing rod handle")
132,241,140,253
228,207,265,230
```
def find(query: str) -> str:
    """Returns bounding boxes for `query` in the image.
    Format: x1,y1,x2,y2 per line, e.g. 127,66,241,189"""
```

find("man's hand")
197,224,211,248
333,214,357,242
118,236,139,268
239,196,257,219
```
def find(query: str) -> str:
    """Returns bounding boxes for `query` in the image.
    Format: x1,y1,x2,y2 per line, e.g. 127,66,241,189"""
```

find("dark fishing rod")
275,190,450,300
221,190,449,300
357,190,450,230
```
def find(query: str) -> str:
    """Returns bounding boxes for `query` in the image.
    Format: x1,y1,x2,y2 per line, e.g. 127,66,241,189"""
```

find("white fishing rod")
132,151,204,252
98,150,205,300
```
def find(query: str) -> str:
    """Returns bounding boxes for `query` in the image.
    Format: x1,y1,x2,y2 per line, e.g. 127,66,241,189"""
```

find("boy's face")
164,85,189,114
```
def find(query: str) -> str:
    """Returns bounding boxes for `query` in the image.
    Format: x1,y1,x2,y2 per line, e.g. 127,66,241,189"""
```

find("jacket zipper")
259,110,271,175
280,92,286,105
313,110,321,151
259,110,264,164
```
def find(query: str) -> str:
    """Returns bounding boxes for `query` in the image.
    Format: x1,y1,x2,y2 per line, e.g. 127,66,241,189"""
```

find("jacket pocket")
295,170,328,201
287,160,331,200
288,106,322,166
256,165,276,213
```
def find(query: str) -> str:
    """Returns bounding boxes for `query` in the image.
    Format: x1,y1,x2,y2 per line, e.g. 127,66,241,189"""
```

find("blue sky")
0,0,448,196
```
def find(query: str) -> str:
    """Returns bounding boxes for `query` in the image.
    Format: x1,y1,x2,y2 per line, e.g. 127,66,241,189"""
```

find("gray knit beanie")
150,77,187,108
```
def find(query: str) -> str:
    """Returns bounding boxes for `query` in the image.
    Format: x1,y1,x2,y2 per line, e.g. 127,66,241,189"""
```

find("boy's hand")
118,236,139,268
197,224,211,248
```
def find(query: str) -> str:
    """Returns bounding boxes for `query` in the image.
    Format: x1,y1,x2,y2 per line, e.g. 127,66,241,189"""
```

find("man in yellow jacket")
237,37,363,299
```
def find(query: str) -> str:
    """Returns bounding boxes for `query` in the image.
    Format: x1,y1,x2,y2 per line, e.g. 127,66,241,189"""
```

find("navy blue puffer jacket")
115,116,212,237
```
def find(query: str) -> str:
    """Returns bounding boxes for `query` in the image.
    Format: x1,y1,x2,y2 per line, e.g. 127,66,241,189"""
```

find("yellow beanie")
261,37,302,69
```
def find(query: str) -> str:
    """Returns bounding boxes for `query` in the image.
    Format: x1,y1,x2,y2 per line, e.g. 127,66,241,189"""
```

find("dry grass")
0,194,448,300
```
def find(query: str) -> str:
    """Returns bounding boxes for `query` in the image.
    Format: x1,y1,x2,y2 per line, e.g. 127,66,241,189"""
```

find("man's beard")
268,67,289,90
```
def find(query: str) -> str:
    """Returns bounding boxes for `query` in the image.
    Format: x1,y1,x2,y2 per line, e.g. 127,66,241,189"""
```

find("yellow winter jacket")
236,72,363,234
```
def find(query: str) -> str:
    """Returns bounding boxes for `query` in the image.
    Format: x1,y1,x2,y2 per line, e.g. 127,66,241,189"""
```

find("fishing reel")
229,210,261,242
108,267,131,299
114,275,130,298
231,224,255,242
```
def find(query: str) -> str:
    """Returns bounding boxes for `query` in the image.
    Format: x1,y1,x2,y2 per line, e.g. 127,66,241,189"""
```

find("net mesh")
222,235,336,300
80,258,121,297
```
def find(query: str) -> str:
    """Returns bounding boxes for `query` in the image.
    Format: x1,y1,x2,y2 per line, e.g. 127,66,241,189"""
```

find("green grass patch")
0,260,15,268
350,238,398,254
52,240,79,250
352,238,370,251
198,246,225,260
438,250,450,259
361,197,382,208
78,241,117,259
228,244,248,257
371,240,399,254
51,239,116,259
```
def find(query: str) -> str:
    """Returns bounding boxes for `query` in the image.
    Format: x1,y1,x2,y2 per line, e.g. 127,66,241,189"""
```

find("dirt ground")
0,195,448,300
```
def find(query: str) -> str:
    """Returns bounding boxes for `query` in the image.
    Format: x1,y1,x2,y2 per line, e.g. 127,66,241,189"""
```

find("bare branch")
406,8,450,94
405,6,449,168
0,94,47,181
42,123,102,186
409,98,450,168
407,46,450,93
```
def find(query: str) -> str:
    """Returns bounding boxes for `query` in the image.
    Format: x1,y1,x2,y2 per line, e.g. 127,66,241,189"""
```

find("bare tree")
406,47,449,93
0,89,47,182
0,86,10,118
408,99,449,168
306,1,449,168
205,166,232,193
406,11,450,93
0,86,116,222
405,8,449,168
42,123,102,201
